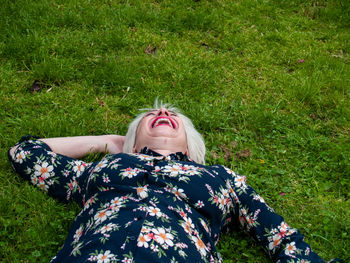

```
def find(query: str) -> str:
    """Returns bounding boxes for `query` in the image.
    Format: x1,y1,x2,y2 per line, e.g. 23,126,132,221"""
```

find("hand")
101,135,125,154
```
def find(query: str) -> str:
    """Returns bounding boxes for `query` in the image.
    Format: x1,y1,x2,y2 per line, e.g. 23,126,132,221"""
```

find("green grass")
0,0,349,262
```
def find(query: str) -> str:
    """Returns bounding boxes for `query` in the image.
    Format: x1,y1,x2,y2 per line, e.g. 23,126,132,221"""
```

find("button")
130,236,136,240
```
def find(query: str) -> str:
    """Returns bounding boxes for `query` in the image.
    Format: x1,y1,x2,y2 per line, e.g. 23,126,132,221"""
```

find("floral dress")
8,136,334,263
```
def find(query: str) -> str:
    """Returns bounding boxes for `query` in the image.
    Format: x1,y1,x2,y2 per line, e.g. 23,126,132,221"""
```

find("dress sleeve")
217,165,328,263
8,136,92,206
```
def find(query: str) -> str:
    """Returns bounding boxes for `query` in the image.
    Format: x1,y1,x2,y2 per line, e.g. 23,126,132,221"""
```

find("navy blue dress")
9,137,331,263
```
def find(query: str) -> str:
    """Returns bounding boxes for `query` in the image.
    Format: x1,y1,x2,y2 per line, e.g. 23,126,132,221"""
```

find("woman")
8,102,339,263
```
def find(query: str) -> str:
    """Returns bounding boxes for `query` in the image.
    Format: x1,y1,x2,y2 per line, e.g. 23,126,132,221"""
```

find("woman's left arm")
218,166,331,263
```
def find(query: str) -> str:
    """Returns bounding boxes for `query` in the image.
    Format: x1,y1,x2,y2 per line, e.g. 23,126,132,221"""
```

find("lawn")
0,0,349,262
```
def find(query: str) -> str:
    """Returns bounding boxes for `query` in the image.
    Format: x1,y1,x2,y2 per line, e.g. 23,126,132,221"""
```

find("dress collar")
139,147,191,162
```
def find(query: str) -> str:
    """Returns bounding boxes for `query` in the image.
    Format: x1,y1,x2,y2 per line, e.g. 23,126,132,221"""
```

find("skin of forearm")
9,136,113,159
39,136,108,159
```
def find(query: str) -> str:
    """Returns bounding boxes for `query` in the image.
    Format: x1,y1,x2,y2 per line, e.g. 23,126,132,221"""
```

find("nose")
157,108,170,116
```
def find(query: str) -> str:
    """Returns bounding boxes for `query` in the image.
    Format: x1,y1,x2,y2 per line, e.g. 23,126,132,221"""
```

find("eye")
145,112,156,116
170,112,177,116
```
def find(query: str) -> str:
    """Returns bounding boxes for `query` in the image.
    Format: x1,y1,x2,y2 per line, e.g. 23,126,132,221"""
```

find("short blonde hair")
123,100,206,164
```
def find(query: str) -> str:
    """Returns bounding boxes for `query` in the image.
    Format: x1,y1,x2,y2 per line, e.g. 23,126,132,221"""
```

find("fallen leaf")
30,80,43,93
145,45,157,55
235,149,252,160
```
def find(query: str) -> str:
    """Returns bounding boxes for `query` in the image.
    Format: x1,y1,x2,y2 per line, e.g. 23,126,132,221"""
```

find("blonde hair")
123,100,206,164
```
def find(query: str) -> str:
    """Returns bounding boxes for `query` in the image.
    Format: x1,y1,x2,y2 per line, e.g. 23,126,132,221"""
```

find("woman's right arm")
9,135,125,159
8,135,124,205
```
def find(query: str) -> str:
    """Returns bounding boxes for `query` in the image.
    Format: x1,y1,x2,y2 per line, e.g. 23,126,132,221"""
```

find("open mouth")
151,117,176,129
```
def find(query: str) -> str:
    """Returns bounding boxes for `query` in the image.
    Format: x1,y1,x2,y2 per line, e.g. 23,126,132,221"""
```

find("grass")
0,0,349,262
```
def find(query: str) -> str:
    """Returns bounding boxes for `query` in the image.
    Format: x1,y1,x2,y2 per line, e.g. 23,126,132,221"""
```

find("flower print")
163,164,184,177
181,217,194,234
171,187,187,200
100,223,117,234
191,236,208,257
175,243,188,249
224,167,236,175
121,258,133,263
73,226,84,243
62,170,70,177
120,167,143,179
284,241,296,256
150,244,159,252
148,206,162,217
136,185,148,199
268,232,282,251
84,195,97,211
195,200,204,208
103,175,110,183
199,218,210,234
152,227,174,247
305,247,310,256
88,255,97,262
38,181,49,191
34,161,54,179
134,154,154,161
94,209,112,224
94,159,108,173
234,175,246,188
15,150,27,163
137,233,151,248
96,250,114,263
110,197,124,207
252,194,265,203
72,160,87,177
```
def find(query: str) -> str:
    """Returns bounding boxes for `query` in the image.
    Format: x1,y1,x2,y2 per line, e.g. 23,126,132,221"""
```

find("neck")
135,137,187,156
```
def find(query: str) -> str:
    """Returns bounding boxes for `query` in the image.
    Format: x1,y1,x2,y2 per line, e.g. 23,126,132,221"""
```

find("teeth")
154,118,173,128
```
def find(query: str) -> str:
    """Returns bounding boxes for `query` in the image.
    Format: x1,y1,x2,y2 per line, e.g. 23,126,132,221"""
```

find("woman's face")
133,108,188,153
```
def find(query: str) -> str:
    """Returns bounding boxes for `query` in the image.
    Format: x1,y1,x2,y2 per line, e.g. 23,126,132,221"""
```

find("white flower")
94,209,112,224
72,161,87,177
73,226,83,242
148,206,162,217
152,227,174,247
103,175,110,183
195,200,204,208
15,150,27,163
234,175,246,188
268,233,282,250
150,244,159,252
137,233,151,248
171,187,187,199
163,164,183,177
121,168,141,178
97,250,114,263
192,236,208,256
136,186,148,199
284,242,296,256
121,258,133,263
181,217,194,234
34,162,54,179
100,223,116,234
94,159,108,172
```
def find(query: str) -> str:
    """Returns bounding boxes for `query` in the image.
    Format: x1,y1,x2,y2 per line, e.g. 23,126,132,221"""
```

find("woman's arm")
218,166,328,262
9,135,125,158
